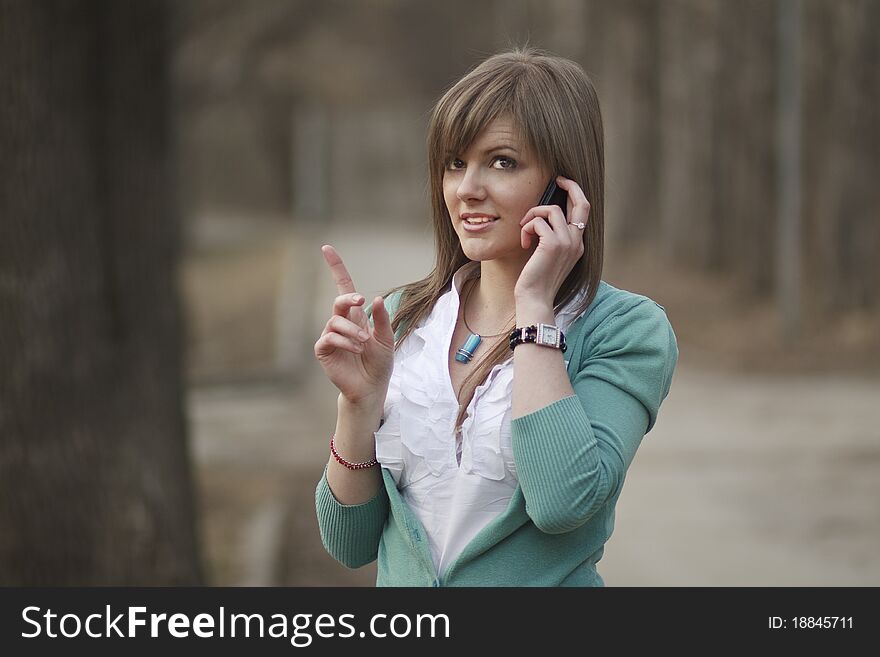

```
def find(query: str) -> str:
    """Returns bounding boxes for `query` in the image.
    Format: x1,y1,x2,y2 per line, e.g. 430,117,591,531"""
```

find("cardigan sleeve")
510,298,678,534
313,290,404,568
315,465,390,568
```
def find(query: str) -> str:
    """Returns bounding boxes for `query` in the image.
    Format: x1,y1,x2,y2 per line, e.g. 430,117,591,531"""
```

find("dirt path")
186,226,879,586
600,365,880,586
190,362,880,586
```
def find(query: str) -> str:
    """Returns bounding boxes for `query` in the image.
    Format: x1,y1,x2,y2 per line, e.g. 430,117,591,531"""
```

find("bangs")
431,67,538,166
427,47,598,210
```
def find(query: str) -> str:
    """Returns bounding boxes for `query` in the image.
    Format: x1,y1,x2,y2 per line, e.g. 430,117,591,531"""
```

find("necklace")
454,277,513,364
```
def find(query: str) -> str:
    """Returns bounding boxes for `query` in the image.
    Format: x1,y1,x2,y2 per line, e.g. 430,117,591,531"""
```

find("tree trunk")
716,0,777,294
657,0,723,267
0,0,203,584
599,0,660,251
802,0,880,312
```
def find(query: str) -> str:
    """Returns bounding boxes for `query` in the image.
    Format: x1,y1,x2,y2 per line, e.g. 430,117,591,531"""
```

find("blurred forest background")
1,0,878,586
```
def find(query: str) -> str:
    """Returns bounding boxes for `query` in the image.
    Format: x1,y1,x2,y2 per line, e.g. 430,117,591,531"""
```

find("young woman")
313,47,678,586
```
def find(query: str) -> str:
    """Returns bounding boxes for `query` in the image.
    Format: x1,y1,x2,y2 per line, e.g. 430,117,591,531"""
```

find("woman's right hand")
314,245,395,408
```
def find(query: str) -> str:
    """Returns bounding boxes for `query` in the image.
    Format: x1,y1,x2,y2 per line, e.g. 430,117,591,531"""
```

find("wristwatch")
508,323,567,353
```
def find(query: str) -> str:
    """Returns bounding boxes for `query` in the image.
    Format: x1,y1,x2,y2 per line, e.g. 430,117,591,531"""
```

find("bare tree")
0,0,203,584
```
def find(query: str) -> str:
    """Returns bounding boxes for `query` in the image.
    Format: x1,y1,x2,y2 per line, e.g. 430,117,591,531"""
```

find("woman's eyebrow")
482,145,520,154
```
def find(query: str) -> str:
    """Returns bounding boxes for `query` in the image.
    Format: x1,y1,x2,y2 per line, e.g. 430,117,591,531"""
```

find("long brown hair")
381,46,605,431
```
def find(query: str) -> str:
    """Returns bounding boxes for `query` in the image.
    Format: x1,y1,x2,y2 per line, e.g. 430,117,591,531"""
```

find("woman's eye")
492,156,517,169
448,158,465,170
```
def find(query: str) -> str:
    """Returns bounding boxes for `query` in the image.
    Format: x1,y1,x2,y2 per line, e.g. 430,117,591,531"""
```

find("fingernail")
358,330,368,340
353,294,363,303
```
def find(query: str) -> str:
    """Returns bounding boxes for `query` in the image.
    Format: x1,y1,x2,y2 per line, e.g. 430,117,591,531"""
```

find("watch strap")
508,323,567,353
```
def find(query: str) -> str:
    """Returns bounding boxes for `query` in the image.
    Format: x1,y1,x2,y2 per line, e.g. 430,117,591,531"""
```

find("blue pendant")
455,333,482,363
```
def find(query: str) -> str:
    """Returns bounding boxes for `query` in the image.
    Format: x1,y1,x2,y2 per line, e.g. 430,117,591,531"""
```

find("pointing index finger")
321,244,357,295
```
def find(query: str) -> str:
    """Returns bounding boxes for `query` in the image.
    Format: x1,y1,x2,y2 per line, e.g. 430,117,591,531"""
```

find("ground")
184,227,880,586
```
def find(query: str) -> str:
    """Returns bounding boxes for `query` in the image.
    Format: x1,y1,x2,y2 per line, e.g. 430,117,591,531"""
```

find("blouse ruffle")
373,270,522,490
374,266,589,489
374,318,460,488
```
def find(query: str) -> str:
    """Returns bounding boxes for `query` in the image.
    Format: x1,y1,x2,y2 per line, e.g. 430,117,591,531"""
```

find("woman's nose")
456,167,487,202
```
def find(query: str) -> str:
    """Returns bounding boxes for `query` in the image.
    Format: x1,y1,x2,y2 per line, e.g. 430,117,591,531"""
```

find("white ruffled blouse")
374,260,589,578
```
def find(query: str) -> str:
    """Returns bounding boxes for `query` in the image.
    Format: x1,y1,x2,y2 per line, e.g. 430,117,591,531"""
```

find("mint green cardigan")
315,280,678,586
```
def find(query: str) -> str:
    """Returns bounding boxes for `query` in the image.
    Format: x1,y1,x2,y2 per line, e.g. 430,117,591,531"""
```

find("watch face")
540,325,558,345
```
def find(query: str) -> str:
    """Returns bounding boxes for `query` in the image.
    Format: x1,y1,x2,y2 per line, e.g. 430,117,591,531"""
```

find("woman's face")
443,116,551,265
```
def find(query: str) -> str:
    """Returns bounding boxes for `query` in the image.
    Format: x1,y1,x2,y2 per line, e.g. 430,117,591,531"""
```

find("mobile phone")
538,179,568,218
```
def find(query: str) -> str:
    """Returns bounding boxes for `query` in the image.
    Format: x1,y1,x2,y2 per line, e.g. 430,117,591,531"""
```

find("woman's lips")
462,218,499,232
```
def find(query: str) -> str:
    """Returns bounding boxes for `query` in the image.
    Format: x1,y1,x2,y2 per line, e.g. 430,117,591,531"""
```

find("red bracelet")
330,435,379,470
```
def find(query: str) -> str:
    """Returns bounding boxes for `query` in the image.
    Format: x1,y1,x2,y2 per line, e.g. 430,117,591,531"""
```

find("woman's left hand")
514,175,590,304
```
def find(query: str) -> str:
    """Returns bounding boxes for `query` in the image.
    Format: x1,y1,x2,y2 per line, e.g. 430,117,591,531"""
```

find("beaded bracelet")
330,435,379,470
